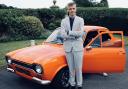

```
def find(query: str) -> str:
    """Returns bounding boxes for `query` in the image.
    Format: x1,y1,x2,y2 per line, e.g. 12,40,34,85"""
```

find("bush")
0,9,24,37
77,7,128,35
1,7,128,40
0,14,45,42
48,19,61,30
10,16,44,39
35,8,66,29
22,8,128,35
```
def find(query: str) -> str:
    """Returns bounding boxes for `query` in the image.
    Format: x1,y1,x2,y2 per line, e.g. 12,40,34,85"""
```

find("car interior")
83,30,98,47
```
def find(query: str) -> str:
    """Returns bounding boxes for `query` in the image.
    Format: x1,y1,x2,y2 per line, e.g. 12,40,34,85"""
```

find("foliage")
0,7,128,42
0,9,45,41
0,4,15,9
10,16,44,39
73,0,109,7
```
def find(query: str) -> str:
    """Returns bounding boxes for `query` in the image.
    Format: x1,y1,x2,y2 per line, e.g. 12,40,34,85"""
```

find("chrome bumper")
7,68,15,72
7,67,51,85
32,77,51,85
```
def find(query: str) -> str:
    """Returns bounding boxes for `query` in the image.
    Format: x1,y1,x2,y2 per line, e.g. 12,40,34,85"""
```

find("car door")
82,31,126,73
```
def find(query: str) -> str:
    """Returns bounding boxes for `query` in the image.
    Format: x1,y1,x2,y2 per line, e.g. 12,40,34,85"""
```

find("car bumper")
7,67,51,85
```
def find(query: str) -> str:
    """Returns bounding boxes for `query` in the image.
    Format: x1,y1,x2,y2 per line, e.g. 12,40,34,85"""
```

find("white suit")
59,15,84,87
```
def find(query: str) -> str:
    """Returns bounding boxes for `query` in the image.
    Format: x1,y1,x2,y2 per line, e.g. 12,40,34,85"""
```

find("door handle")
119,51,126,54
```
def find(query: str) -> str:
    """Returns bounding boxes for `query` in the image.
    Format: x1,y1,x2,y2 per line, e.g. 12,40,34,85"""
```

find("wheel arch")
51,64,68,82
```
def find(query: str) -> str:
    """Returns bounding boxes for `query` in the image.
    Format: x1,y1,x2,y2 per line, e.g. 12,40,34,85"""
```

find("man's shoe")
66,83,71,89
70,86,76,89
77,86,82,89
66,83,75,89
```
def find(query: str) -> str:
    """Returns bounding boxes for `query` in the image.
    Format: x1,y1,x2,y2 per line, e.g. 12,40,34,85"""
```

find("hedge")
10,16,44,39
77,7,128,35
0,7,128,42
22,8,128,35
22,8,66,30
0,10,44,42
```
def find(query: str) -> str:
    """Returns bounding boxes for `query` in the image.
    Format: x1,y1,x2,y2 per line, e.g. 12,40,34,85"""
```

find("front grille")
16,67,31,76
12,60,33,69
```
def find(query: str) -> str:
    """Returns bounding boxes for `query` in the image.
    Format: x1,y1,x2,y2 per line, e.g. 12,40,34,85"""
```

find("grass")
124,36,128,46
114,35,128,46
0,39,44,69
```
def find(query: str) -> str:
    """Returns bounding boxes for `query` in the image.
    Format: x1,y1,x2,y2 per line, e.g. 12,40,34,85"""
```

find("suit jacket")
59,15,85,52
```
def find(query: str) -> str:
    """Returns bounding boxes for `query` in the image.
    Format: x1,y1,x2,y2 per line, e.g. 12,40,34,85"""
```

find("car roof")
55,26,109,33
84,25,109,32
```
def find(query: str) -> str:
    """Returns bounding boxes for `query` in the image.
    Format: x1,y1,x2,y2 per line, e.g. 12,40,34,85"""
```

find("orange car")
5,26,126,88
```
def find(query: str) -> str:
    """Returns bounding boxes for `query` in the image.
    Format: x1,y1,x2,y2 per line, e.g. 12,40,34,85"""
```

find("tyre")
51,67,69,89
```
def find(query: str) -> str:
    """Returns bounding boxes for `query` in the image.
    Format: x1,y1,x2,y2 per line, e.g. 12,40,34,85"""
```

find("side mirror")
86,46,92,50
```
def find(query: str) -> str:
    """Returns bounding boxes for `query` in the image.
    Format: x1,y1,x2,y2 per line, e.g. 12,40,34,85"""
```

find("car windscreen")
45,29,63,44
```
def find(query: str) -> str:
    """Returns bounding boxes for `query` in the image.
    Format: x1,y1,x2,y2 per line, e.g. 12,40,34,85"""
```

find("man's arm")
59,19,68,39
68,18,84,38
59,19,76,40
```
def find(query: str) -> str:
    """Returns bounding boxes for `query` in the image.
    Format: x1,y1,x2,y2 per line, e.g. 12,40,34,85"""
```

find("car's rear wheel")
51,67,69,89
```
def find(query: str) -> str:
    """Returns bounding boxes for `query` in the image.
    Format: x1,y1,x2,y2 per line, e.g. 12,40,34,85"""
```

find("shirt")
69,16,75,31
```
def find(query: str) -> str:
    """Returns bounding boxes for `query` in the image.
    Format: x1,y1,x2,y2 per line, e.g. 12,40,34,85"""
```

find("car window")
45,28,63,44
102,33,122,48
90,36,101,48
102,33,111,42
83,30,98,47
45,30,58,42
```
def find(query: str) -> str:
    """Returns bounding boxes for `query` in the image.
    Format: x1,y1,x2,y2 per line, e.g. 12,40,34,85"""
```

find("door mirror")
86,46,92,50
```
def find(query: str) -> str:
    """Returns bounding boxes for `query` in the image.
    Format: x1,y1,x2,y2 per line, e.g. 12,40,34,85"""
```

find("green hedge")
22,8,66,30
22,8,128,35
0,8,128,42
10,16,44,39
0,9,24,35
0,9,44,42
77,7,128,35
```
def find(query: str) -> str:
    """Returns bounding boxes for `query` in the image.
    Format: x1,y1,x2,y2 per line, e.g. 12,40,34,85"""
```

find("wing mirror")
86,46,92,50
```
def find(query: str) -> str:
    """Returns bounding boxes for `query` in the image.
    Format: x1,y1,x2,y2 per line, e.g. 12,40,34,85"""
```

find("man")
59,2,84,89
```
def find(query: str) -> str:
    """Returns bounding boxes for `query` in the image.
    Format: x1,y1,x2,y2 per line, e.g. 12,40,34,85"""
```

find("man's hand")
67,30,69,35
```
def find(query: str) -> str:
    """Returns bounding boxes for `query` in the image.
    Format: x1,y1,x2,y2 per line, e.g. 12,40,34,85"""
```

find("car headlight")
6,57,12,64
35,65,42,74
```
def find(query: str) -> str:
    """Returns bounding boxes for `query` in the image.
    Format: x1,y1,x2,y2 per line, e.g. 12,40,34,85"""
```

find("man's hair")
67,2,76,7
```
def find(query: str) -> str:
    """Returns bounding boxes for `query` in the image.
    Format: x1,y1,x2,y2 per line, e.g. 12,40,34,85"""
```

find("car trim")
7,67,14,72
32,77,51,85
7,67,51,85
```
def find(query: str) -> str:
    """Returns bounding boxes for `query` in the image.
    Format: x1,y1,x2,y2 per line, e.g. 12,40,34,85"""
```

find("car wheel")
51,67,69,89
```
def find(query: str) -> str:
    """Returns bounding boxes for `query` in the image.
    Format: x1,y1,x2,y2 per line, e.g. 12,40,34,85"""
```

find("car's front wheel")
51,67,69,89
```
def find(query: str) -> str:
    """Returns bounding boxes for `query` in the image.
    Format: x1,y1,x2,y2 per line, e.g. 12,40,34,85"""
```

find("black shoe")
77,86,82,89
66,83,71,89
70,86,76,89
66,82,75,89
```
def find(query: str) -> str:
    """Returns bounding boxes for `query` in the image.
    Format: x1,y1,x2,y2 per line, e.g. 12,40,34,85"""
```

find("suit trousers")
65,49,84,87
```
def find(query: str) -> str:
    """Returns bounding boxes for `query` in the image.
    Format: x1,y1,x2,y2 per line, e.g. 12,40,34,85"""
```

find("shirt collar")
69,15,76,19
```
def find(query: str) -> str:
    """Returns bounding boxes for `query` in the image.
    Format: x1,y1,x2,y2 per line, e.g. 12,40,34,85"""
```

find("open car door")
83,31,126,73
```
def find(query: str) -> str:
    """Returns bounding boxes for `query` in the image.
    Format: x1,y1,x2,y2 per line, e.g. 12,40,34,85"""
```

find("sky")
0,0,128,9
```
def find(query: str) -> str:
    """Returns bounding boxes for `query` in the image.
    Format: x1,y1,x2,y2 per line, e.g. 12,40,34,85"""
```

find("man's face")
67,4,76,16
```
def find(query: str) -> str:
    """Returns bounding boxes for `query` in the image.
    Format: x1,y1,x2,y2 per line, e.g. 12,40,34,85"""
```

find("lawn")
125,36,128,46
0,39,44,68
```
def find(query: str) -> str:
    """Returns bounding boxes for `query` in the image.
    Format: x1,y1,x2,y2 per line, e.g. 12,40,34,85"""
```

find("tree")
99,0,109,7
73,0,94,7
0,4,15,9
73,0,109,7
